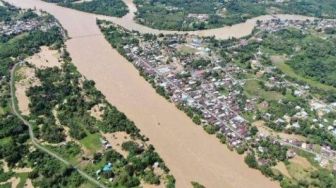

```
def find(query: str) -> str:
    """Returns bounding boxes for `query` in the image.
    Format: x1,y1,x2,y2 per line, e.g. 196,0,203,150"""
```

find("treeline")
90,142,174,187
99,21,139,56
27,150,85,187
0,115,29,167
43,0,129,17
134,0,336,31
134,0,237,31
278,0,336,19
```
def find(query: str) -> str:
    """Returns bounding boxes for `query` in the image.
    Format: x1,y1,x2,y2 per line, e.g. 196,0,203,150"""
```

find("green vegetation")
244,79,284,101
98,21,139,57
27,150,85,187
79,133,101,153
0,5,91,187
203,124,219,135
262,28,336,89
274,61,336,91
44,0,128,17
134,0,336,31
45,141,81,162
278,0,336,19
1,4,174,188
191,181,205,188
16,173,29,188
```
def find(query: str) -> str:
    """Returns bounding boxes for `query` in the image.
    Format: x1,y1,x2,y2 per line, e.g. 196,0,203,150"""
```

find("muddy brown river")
3,0,311,187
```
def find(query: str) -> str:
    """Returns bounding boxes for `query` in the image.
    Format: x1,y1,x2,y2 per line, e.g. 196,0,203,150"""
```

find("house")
103,163,113,172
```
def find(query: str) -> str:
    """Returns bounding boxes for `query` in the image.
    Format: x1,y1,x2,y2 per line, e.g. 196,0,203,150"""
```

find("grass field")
16,173,28,188
244,79,284,101
80,133,102,154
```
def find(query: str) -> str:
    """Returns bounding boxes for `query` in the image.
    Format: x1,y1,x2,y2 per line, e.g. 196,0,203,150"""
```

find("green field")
80,133,102,153
16,173,29,188
244,79,284,101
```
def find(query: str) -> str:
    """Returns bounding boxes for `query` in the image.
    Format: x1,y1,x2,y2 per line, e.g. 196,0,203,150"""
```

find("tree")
244,154,258,169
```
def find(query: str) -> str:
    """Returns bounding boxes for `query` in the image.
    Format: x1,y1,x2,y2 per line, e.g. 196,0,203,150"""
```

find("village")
108,17,336,169
0,9,60,37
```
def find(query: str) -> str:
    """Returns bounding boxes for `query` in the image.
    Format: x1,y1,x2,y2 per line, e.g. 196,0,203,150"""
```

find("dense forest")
43,0,129,17
133,0,336,30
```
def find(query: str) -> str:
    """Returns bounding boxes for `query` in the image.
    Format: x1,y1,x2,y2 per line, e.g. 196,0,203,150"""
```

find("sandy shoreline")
4,0,282,187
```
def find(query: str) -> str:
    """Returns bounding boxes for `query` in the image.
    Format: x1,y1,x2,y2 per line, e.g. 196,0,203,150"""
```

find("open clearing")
273,162,291,177
89,103,105,120
289,156,315,170
15,65,40,115
0,176,20,188
244,79,284,101
102,131,134,157
25,46,62,69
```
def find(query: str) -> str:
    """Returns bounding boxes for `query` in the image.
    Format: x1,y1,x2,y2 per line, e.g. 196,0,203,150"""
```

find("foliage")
191,181,205,188
59,0,128,17
133,0,336,30
203,124,219,135
0,115,29,167
262,28,336,87
244,153,258,169
27,150,85,187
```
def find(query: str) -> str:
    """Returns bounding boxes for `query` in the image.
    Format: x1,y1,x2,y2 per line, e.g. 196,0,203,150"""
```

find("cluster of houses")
258,17,336,35
122,34,252,148
253,19,336,165
0,11,60,37
118,17,336,164
187,13,209,22
0,19,41,36
100,137,112,150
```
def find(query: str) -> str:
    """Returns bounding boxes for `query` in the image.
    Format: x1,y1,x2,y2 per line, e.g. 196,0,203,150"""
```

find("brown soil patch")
0,177,20,187
89,103,105,120
25,46,62,69
15,65,40,115
270,55,288,64
1,160,9,172
13,167,32,173
24,179,33,188
102,131,139,157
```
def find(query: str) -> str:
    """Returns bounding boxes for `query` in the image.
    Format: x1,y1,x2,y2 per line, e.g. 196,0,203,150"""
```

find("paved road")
10,63,107,188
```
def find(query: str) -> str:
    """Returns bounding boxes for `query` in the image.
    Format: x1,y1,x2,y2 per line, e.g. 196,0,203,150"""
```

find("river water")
3,0,310,187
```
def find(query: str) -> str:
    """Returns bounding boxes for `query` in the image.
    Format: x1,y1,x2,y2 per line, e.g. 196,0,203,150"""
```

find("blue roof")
103,163,112,172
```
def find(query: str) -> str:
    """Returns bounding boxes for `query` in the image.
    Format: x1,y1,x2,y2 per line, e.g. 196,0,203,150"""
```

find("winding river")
4,0,314,187
99,0,314,39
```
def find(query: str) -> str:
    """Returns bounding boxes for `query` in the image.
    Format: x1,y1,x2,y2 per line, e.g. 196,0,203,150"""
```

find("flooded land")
1,0,308,187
